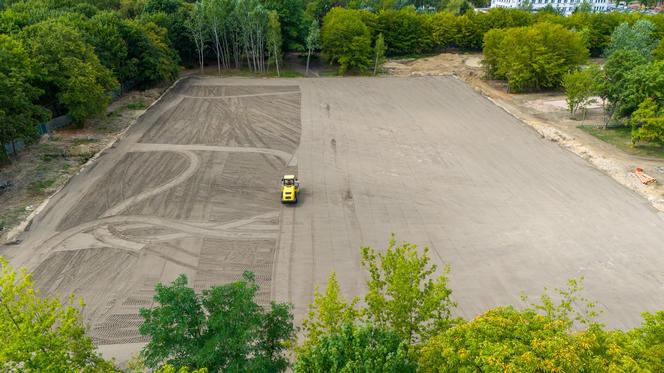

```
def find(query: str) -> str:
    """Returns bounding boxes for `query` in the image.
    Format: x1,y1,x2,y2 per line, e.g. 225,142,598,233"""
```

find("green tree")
321,7,372,74
604,19,659,59
139,271,294,372
562,65,601,118
655,38,664,61
305,19,320,75
419,307,652,372
294,324,417,373
373,32,386,75
483,22,588,92
361,235,457,347
425,11,456,49
299,272,361,352
0,257,116,371
119,19,179,87
267,10,282,76
419,279,657,372
631,97,664,145
575,0,592,13
375,7,430,56
603,49,648,120
0,34,48,161
264,0,308,51
20,19,117,123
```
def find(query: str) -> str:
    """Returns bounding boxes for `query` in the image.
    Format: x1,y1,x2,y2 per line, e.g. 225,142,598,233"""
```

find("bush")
375,7,430,56
321,7,372,74
483,22,588,92
294,324,416,373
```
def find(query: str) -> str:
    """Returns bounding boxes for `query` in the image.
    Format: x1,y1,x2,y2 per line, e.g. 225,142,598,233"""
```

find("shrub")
483,22,588,92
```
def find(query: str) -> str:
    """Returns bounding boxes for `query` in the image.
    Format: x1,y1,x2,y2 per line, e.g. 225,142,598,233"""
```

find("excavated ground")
4,76,664,361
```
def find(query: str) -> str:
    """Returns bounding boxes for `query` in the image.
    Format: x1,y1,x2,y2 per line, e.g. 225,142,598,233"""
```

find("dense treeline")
319,7,664,73
4,236,664,372
559,19,664,145
0,0,186,162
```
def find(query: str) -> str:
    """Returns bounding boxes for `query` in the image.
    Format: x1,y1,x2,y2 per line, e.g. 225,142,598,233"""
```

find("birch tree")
374,33,386,76
305,19,319,76
186,2,208,74
267,10,282,76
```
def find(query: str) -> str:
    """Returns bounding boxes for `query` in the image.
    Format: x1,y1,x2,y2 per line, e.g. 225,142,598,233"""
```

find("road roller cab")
281,175,299,203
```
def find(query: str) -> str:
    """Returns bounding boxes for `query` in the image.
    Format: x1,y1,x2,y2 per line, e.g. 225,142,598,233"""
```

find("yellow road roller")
281,175,299,203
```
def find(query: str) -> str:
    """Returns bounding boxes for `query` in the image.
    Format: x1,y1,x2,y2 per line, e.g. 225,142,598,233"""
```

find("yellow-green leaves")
362,235,456,347
0,257,116,372
300,272,361,351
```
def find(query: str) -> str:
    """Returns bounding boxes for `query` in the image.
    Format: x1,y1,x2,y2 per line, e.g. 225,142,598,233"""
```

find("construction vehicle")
281,175,299,203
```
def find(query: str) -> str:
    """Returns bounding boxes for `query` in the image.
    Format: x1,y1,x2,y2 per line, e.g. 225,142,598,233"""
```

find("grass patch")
28,178,57,195
125,100,147,110
71,137,98,146
0,206,28,232
318,70,340,77
579,125,664,159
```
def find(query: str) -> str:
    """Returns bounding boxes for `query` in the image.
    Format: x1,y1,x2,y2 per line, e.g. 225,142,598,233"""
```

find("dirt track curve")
3,76,664,357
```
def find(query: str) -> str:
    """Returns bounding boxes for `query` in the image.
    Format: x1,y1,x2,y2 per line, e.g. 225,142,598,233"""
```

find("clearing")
3,75,664,362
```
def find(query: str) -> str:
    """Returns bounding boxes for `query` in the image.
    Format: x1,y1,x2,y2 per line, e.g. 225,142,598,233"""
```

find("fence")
2,115,72,156
2,80,136,157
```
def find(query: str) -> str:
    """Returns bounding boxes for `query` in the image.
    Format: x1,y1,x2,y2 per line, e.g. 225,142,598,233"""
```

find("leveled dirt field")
3,76,664,359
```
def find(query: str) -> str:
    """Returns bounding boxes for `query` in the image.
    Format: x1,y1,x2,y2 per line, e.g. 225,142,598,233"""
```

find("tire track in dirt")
48,212,281,254
181,91,300,99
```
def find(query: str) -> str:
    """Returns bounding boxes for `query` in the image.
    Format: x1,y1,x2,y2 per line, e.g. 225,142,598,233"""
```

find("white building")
490,0,609,15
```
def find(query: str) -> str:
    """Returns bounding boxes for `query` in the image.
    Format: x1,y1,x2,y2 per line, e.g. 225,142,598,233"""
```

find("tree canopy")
0,257,115,372
139,271,295,372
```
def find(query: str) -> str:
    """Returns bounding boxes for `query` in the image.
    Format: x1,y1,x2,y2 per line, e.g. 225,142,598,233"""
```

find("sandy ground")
386,53,664,212
3,74,664,363
0,89,163,242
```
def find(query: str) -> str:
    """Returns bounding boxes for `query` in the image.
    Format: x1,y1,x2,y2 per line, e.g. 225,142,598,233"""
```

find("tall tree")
305,19,319,76
20,19,117,123
604,20,659,59
0,257,116,371
186,1,207,74
139,272,294,372
0,34,48,160
321,8,373,74
267,10,282,76
373,32,386,75
361,235,457,347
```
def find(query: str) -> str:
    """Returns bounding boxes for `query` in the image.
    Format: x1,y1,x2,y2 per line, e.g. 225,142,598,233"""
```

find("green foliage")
0,257,116,372
605,19,659,59
375,7,430,56
373,32,386,75
293,324,417,373
631,97,664,145
563,65,601,117
321,7,372,74
483,22,588,92
575,0,592,13
139,271,294,372
419,278,663,372
0,33,49,159
361,235,456,346
264,0,307,51
419,307,651,372
119,19,179,87
655,38,664,61
20,19,117,123
300,272,361,352
425,11,455,49
267,10,283,74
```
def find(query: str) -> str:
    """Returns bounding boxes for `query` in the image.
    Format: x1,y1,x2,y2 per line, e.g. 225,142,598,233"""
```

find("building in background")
490,0,609,15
